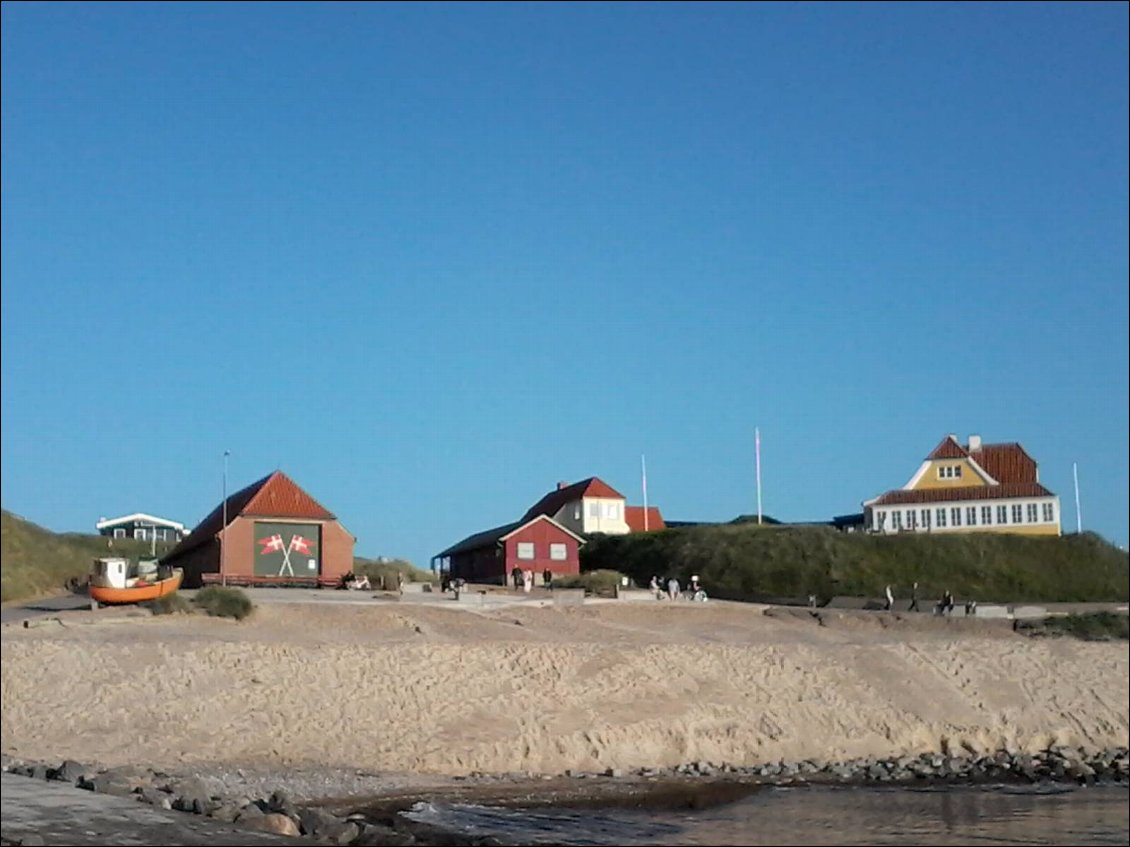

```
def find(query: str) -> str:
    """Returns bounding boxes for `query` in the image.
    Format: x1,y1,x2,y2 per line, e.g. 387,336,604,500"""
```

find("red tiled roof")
162,471,336,562
969,443,1037,484
625,506,666,532
871,482,1053,506
522,477,625,521
926,436,967,460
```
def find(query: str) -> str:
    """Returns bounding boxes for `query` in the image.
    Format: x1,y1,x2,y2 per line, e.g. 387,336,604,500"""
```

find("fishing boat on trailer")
88,557,183,606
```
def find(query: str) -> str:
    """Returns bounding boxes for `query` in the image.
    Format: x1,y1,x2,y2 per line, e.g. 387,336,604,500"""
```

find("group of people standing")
511,567,554,593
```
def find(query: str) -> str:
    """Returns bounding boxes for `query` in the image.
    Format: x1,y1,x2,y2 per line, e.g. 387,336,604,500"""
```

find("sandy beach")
2,598,1127,788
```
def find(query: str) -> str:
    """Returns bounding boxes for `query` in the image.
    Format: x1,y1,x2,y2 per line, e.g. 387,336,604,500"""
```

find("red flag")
257,534,284,554
289,534,315,556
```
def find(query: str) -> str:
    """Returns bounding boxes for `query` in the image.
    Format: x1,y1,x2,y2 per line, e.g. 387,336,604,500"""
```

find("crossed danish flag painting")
253,523,320,576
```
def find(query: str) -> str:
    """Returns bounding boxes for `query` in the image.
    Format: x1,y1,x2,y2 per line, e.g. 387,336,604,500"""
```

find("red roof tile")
625,506,666,532
871,482,1053,506
969,443,1037,484
162,471,336,562
926,436,967,460
522,477,625,521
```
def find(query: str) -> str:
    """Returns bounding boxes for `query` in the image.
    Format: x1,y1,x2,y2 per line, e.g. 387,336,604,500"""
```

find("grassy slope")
581,523,1130,604
0,509,171,603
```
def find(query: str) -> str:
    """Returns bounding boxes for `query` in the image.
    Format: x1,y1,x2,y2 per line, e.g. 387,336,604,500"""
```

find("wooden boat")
89,557,183,606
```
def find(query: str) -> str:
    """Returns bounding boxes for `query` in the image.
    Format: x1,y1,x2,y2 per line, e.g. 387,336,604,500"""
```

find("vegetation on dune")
1016,612,1130,641
352,557,434,587
193,586,254,620
148,593,195,615
581,524,1129,604
1,509,174,603
552,569,632,595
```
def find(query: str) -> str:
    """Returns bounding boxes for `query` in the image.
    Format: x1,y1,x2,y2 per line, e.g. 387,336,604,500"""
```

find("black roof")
434,520,521,558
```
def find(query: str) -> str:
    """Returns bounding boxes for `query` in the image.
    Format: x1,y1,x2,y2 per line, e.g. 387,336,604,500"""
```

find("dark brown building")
162,470,355,588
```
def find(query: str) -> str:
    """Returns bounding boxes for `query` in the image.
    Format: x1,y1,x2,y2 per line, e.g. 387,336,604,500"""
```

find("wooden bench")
201,574,340,589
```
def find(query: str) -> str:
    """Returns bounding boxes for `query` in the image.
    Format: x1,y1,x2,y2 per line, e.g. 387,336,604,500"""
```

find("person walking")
667,577,681,601
908,581,920,612
523,569,533,593
884,584,894,611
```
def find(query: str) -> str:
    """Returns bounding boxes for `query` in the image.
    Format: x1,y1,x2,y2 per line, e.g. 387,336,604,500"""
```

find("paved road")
0,773,292,846
0,593,91,625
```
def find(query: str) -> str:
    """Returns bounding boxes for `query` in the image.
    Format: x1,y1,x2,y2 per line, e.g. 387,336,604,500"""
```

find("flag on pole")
641,454,649,531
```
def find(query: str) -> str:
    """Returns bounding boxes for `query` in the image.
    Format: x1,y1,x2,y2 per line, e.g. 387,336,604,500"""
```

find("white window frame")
113,528,126,539
1042,502,1055,522
997,505,1008,524
936,508,947,528
588,502,600,518
1011,504,1023,524
920,509,931,529
951,507,962,527
549,543,567,560
134,528,147,540
966,506,977,526
517,542,535,560
906,510,916,530
1026,503,1038,523
605,502,619,519
981,506,992,525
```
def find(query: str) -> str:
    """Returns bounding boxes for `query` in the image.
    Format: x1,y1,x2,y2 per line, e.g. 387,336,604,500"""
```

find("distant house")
161,470,355,588
863,434,1061,536
431,514,585,585
433,475,665,584
522,477,665,536
96,513,187,544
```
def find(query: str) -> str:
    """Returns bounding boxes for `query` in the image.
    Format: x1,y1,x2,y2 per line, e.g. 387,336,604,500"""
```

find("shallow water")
403,783,1130,846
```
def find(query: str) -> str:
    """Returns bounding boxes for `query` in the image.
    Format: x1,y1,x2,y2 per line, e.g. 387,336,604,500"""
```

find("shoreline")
3,746,1127,845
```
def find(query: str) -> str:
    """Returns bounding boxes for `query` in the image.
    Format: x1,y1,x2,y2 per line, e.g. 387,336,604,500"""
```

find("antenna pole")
641,454,649,531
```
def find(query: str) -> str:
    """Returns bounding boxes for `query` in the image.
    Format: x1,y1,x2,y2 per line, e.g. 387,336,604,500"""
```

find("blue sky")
2,2,1127,564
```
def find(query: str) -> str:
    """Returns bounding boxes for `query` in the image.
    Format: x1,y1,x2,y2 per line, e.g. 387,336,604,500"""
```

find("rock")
243,812,301,837
89,775,137,797
604,767,623,778
137,786,173,809
351,824,417,846
236,803,265,822
49,760,89,784
298,807,345,838
209,802,243,823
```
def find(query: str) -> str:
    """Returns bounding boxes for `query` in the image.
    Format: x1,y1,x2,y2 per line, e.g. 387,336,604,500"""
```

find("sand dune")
2,601,1126,777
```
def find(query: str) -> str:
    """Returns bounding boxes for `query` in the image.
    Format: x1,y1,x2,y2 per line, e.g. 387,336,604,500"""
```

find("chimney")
968,434,982,452
556,481,568,491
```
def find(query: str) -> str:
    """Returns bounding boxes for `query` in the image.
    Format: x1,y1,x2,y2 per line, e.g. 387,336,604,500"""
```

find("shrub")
148,594,194,615
553,570,633,595
193,586,254,620
1018,612,1129,641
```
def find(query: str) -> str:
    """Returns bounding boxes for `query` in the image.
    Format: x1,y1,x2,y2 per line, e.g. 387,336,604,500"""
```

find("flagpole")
755,428,763,525
1073,462,1082,533
641,454,649,531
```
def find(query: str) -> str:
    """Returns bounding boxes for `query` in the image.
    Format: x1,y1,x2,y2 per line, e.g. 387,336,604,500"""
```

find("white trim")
498,514,587,544
96,512,185,532
902,460,935,490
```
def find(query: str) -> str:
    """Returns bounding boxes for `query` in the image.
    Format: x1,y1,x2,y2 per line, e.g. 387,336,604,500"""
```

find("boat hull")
89,569,184,605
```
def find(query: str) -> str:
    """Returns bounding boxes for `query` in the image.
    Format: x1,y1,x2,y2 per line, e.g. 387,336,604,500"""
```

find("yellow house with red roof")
863,434,1061,536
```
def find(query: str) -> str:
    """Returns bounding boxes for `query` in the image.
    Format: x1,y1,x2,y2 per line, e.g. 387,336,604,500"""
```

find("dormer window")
938,465,963,479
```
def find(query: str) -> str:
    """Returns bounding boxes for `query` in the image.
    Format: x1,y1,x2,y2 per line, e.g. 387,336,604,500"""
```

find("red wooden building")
162,470,355,588
431,514,584,585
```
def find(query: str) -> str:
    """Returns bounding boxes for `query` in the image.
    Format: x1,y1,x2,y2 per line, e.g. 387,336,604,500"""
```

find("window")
517,542,535,560
113,528,126,539
1011,504,1023,524
966,507,977,526
954,466,962,478
905,510,916,530
134,528,147,540
981,506,993,525
892,511,902,530
997,505,1008,524
156,528,167,541
1042,503,1055,522
936,508,947,528
938,465,964,480
588,502,600,518
573,506,581,521
921,509,931,529
951,507,962,527
877,511,887,531
549,543,567,560
605,502,619,519
1026,503,1038,523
